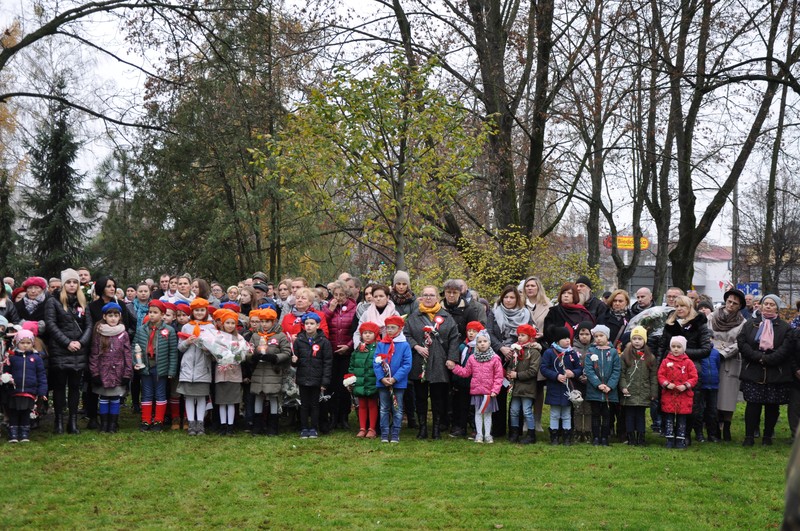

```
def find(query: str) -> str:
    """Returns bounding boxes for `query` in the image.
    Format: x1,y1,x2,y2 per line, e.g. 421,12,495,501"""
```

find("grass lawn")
1,405,790,529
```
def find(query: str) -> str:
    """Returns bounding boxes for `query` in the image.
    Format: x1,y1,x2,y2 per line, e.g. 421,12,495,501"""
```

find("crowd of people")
1,267,798,448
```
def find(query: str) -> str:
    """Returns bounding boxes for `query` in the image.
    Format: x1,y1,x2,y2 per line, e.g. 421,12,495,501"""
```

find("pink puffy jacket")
451,354,504,396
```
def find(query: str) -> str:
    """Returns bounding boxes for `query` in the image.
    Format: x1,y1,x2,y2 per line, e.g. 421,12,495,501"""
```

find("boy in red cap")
507,324,542,444
450,321,484,438
373,315,412,443
132,300,178,432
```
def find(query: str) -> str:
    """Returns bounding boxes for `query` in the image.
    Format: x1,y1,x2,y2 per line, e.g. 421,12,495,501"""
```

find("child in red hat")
507,324,542,444
347,321,380,438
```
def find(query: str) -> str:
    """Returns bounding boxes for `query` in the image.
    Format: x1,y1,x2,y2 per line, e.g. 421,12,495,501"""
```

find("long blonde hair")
666,295,697,325
61,285,87,311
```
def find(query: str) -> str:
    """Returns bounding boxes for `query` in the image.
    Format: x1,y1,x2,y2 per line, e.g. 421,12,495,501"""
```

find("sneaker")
300,429,309,439
475,436,484,443
150,422,163,432
390,438,399,444
140,422,150,432
484,435,494,444
308,429,318,439
381,437,389,443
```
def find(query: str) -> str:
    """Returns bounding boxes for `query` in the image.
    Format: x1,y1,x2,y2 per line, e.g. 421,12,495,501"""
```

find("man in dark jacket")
575,276,608,325
630,287,655,316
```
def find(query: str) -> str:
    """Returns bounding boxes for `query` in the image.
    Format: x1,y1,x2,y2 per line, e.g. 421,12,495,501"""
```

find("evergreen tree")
23,78,87,278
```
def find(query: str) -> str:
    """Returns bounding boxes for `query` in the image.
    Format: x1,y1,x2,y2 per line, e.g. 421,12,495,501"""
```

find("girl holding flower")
583,325,621,447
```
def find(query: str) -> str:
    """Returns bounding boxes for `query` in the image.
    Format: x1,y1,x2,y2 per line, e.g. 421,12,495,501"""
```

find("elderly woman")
281,286,329,339
658,295,712,444
404,285,461,440
738,294,793,446
709,289,747,442
487,285,533,437
320,280,358,430
605,289,632,348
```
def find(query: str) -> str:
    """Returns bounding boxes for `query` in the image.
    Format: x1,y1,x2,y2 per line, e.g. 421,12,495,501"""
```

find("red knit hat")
517,324,537,339
384,315,405,328
11,287,24,301
148,300,166,313
22,277,47,290
175,302,191,315
466,321,485,332
359,321,381,335
163,302,177,314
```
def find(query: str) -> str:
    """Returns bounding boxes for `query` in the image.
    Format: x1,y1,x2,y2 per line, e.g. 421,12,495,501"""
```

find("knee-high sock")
169,398,181,419
155,400,167,423
141,402,153,424
99,398,110,415
109,398,121,415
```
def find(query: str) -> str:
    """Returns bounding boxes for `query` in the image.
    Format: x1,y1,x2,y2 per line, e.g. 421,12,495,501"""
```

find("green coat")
133,320,178,378
510,343,542,399
618,344,658,407
347,342,378,397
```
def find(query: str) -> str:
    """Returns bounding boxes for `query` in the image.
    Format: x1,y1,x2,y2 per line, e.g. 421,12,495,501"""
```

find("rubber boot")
563,429,573,446
53,413,64,435
723,421,732,442
68,414,80,435
7,425,18,443
549,428,560,445
508,427,520,443
19,426,30,442
627,432,636,446
431,412,441,440
269,414,280,436
109,414,119,433
675,417,688,449
521,429,536,445
416,414,428,439
252,414,265,436
665,416,675,449
99,414,109,433
637,432,647,447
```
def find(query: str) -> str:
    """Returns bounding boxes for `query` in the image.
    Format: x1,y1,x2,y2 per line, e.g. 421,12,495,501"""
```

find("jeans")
549,404,571,429
140,372,167,404
509,397,534,429
379,387,405,440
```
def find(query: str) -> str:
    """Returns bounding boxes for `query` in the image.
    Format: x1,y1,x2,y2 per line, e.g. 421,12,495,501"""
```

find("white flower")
590,354,599,362
0,373,12,384
666,362,674,368
375,356,382,364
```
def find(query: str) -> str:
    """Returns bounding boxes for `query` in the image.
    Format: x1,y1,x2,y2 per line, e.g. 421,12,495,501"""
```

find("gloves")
264,352,278,364
121,378,130,387
91,376,103,388
251,352,263,363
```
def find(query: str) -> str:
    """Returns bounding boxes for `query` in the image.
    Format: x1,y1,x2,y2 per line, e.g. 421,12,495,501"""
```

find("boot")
675,418,687,449
109,415,119,433
742,436,755,447
627,432,636,446
549,428,560,445
87,417,99,430
521,429,536,445
563,429,573,446
665,416,675,449
171,418,181,431
416,414,428,439
252,414,265,436
269,414,280,436
196,420,205,436
508,427,520,443
19,426,30,442
431,413,441,440
67,414,80,435
722,421,732,442
637,432,647,447
99,414,109,433
407,412,417,429
7,425,18,443
187,421,197,436
53,413,64,435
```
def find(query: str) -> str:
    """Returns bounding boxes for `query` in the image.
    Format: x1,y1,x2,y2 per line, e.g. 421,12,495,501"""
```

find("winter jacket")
451,352,504,396
540,346,583,407
89,327,133,388
281,311,329,340
508,343,542,399
15,294,49,332
658,353,698,414
452,342,474,389
133,320,178,378
347,342,378,397
584,295,609,325
619,344,658,407
0,298,20,324
606,310,631,347
3,349,47,397
373,333,412,389
542,304,595,345
213,331,250,384
583,346,621,403
44,292,93,372
389,291,418,318
404,307,461,383
658,312,713,369
738,316,794,385
320,298,358,354
292,330,333,387
700,347,721,390
442,297,486,342
248,326,292,396
177,322,217,384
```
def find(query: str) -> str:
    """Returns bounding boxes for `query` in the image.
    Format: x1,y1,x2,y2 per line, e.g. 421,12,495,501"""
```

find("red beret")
148,300,166,313
11,287,25,301
384,315,405,328
466,321,485,332
359,321,381,335
517,324,537,339
175,302,191,315
207,306,218,317
163,302,177,313
22,277,47,290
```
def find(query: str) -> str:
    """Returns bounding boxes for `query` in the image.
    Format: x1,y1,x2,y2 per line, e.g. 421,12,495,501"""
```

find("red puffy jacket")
658,353,698,414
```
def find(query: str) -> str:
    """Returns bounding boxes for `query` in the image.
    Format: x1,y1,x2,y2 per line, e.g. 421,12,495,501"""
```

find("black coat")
44,292,93,372
738,317,793,385
584,295,609,325
658,312,712,378
542,304,594,345
442,297,486,342
0,298,20,324
15,294,49,328
292,330,332,387
606,309,632,347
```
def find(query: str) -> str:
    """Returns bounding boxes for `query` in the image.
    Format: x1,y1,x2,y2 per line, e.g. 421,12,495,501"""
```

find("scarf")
189,319,211,338
473,346,495,363
755,312,777,351
418,301,442,323
358,340,376,352
710,307,744,333
147,324,158,358
390,289,415,307
133,298,149,326
97,323,125,337
493,304,531,339
379,334,395,359
361,300,397,329
23,292,45,315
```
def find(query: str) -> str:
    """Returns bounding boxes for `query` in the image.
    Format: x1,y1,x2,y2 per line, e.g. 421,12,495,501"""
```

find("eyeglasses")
421,294,438,298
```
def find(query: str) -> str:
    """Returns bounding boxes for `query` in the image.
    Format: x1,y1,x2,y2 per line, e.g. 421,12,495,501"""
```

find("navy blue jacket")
3,349,48,397
540,346,583,406
701,346,721,390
